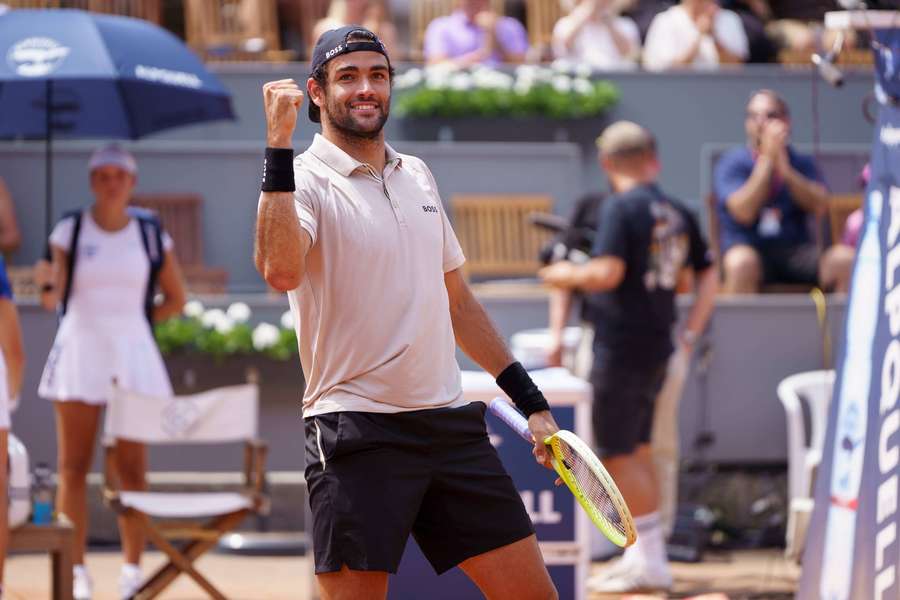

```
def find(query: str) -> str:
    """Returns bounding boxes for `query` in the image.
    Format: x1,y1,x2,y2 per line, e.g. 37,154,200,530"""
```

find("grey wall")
0,65,876,291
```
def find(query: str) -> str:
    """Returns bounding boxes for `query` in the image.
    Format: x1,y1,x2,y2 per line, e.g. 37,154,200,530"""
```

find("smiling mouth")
350,103,379,112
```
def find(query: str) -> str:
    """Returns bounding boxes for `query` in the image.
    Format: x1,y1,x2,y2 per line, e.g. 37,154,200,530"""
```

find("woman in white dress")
35,145,186,600
0,256,25,600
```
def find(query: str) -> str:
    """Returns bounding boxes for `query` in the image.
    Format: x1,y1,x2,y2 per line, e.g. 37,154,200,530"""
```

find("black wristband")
40,283,54,293
261,147,295,192
496,361,551,418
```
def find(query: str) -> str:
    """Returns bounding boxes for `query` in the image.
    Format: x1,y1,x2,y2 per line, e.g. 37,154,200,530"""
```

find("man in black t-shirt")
540,121,718,593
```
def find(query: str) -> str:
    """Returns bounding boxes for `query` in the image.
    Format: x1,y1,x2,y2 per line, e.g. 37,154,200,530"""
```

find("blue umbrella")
0,9,235,233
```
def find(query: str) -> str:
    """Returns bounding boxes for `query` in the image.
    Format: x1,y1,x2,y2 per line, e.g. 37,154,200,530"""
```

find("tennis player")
254,26,560,599
540,121,718,592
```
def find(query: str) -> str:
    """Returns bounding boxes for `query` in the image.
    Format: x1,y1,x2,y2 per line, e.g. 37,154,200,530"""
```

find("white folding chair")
777,369,834,562
104,379,268,600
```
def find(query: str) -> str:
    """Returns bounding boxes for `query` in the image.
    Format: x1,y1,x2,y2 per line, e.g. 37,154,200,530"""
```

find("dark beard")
324,95,390,141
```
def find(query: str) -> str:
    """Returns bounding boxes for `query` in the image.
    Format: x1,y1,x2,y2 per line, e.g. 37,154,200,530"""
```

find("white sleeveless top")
38,211,175,404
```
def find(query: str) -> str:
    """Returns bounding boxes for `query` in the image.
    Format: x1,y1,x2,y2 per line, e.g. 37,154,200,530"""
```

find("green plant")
393,63,619,119
154,301,298,361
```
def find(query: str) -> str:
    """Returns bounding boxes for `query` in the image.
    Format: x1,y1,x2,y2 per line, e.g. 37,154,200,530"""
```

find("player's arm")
0,298,24,400
445,268,559,466
34,245,67,312
680,265,718,348
539,256,625,292
254,79,312,292
153,249,187,322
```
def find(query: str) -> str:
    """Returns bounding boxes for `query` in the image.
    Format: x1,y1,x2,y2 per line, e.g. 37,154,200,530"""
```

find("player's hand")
474,10,499,31
527,409,560,470
539,261,578,289
263,79,304,148
34,258,53,287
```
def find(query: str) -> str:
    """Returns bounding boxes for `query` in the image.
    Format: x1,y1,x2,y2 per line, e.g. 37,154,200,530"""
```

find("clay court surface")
5,548,798,599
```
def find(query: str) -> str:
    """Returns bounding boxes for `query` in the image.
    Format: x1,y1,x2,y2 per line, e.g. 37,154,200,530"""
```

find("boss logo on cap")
325,45,343,59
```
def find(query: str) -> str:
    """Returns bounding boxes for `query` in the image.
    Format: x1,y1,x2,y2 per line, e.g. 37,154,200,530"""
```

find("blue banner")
799,31,900,600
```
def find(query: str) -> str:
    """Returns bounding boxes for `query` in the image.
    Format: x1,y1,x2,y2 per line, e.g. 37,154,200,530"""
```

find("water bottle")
31,462,54,525
819,189,884,600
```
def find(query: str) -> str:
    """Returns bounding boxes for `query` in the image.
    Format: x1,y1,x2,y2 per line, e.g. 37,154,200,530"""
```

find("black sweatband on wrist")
261,147,295,192
496,361,551,418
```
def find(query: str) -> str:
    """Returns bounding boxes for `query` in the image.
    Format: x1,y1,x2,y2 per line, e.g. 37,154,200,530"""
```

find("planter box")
164,353,304,396
395,116,609,145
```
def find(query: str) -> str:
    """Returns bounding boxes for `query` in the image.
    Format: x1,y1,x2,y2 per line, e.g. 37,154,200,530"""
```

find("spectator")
311,0,399,60
642,0,749,71
540,121,717,593
714,89,853,293
0,178,21,255
424,0,529,67
623,0,675,42
719,0,778,63
552,0,641,71
34,145,186,600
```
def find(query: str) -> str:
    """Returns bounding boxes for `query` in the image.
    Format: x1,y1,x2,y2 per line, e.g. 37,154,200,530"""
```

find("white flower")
573,78,593,95
515,64,539,79
395,67,423,89
513,79,533,95
575,63,593,79
226,302,251,323
183,300,204,319
214,316,235,335
201,308,227,329
551,58,575,74
449,72,473,91
552,74,572,93
280,310,294,330
252,323,280,351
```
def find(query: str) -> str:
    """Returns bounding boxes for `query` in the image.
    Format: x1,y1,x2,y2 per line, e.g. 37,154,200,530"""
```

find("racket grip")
489,397,534,443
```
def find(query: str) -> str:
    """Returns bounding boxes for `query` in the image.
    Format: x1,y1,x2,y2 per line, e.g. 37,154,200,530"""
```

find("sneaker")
119,563,143,600
586,562,673,594
73,565,93,600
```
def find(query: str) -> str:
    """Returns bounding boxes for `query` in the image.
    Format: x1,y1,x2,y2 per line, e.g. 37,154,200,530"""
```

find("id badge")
758,207,782,237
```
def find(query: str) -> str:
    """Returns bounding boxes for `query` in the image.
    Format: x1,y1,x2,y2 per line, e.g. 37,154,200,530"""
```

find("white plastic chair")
103,379,268,599
777,369,835,561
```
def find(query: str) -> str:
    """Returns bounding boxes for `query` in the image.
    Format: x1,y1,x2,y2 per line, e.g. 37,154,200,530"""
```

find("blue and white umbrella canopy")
0,9,235,139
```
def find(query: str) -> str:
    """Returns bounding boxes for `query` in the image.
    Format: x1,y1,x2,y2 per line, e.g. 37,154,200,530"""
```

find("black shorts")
757,240,819,285
590,347,669,457
303,402,534,575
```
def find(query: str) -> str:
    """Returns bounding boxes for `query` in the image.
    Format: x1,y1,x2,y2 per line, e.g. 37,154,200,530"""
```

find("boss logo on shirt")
422,205,439,214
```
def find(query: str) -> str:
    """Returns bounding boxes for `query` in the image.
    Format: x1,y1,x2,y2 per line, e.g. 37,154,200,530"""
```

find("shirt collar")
309,133,402,178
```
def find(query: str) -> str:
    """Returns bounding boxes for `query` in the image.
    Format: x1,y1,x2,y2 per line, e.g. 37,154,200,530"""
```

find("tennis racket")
490,397,637,548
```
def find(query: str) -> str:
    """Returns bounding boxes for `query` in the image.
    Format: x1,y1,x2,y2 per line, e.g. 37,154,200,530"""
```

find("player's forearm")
0,301,24,398
255,191,309,292
548,287,574,343
450,286,515,377
682,266,718,337
726,156,774,225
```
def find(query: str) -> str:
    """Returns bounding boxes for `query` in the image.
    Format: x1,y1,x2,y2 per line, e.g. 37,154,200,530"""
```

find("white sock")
74,564,89,576
121,563,141,576
629,512,669,572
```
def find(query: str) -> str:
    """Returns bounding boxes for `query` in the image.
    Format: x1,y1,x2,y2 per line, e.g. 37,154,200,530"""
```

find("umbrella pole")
45,80,52,238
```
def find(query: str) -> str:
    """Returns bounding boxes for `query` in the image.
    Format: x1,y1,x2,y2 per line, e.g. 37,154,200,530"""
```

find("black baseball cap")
308,26,391,123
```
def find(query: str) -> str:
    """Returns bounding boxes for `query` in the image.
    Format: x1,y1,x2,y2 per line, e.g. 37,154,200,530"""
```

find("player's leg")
459,535,557,600
413,403,557,599
304,411,430,600
317,567,388,600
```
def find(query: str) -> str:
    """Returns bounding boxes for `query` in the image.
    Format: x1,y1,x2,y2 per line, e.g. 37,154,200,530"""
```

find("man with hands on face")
642,0,748,71
254,26,559,600
715,89,853,293
540,121,718,593
424,0,529,67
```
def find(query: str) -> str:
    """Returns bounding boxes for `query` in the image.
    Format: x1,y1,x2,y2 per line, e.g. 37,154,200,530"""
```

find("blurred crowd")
278,0,857,69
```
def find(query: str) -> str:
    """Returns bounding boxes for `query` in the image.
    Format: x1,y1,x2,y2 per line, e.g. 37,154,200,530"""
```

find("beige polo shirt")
285,134,467,417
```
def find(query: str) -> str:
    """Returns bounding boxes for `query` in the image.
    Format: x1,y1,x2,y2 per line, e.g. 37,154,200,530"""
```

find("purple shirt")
423,10,529,66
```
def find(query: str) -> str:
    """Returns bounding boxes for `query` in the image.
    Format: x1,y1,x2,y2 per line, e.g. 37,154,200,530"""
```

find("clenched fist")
263,79,304,148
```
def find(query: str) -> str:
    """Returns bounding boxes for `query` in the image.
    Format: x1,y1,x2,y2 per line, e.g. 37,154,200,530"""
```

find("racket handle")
489,397,533,443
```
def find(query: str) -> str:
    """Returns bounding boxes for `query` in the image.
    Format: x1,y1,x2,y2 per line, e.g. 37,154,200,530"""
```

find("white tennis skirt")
39,314,173,405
